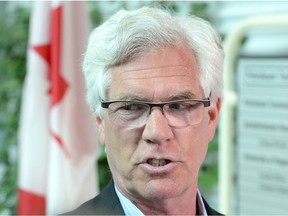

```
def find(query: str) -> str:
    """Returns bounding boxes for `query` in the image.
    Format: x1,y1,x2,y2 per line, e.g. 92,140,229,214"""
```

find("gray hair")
83,6,224,116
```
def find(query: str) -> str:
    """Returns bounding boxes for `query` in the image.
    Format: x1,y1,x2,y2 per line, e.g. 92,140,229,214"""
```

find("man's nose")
142,108,174,144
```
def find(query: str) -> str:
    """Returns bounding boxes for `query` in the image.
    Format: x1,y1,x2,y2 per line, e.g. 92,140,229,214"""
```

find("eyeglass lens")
107,101,205,128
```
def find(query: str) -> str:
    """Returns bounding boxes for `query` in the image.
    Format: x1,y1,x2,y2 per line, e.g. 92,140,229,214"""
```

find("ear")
208,98,222,141
96,115,105,146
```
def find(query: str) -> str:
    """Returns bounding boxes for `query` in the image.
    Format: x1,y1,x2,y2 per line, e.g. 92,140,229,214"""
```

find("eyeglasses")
101,93,211,128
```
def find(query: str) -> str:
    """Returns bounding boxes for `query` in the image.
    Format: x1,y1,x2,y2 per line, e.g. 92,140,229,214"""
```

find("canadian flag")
18,1,99,215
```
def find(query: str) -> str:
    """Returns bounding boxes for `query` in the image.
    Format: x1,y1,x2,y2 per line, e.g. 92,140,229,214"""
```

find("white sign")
237,57,288,215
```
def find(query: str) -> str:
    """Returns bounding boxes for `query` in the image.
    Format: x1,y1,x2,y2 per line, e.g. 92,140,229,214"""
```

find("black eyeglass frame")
101,92,212,111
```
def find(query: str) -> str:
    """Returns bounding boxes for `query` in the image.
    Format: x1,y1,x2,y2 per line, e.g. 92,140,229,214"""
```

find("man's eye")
168,102,186,110
167,102,200,111
118,103,146,111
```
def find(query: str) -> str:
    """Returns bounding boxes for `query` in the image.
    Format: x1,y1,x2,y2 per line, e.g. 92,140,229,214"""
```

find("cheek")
104,125,128,178
103,121,141,171
177,122,209,165
105,122,141,149
104,122,125,157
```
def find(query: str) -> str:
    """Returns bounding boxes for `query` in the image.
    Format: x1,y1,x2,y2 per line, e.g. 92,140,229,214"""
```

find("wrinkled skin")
96,45,221,215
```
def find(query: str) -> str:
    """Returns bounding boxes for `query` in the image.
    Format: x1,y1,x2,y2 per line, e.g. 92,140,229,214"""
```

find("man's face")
96,45,220,203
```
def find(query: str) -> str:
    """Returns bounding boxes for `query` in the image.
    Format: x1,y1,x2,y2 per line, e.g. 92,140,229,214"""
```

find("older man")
66,6,224,215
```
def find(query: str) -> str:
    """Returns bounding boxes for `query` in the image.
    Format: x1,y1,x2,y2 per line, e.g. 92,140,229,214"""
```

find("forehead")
108,46,202,100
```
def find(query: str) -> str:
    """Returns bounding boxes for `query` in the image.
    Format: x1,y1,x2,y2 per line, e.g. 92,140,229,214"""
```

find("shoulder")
63,180,125,215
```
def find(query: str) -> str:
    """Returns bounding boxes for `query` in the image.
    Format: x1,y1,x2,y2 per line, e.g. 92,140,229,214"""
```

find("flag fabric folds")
18,1,99,214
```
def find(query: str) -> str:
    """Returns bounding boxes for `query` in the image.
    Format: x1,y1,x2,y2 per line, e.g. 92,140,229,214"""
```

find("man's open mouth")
147,159,171,167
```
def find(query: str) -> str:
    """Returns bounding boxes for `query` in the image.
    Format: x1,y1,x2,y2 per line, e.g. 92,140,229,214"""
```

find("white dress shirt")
115,184,208,215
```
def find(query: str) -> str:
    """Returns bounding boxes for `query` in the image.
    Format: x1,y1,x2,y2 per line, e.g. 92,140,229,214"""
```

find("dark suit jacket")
65,180,222,215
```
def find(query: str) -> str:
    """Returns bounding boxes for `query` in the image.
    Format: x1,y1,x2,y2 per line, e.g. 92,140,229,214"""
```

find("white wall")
214,1,288,55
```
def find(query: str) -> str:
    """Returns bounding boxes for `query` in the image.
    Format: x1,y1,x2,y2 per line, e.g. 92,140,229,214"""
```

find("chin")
138,178,185,201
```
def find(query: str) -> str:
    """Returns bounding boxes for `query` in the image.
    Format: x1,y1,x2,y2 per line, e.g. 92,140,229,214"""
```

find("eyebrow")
113,91,199,102
112,94,146,101
166,91,198,101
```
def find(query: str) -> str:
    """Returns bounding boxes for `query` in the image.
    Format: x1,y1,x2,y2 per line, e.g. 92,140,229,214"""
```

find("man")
67,6,224,215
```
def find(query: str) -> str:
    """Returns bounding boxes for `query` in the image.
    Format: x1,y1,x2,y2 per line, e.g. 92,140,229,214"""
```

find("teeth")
147,159,170,167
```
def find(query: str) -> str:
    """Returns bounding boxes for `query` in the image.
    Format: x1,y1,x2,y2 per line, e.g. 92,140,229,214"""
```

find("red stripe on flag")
50,6,68,107
17,188,46,215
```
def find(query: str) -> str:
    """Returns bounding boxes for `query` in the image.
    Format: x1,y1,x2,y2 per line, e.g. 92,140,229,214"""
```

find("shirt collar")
196,189,208,215
115,184,144,216
114,184,207,215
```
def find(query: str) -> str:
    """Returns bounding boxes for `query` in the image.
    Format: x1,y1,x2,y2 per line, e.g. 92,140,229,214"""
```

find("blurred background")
1,1,288,215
